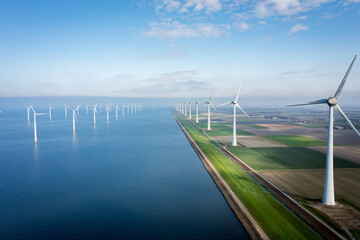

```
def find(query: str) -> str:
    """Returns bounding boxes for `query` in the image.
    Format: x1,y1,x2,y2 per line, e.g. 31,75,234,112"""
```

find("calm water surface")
0,107,249,239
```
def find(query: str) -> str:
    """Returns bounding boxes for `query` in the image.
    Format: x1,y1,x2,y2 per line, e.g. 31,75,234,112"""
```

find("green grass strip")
175,114,320,240
246,124,268,129
195,120,253,136
264,135,328,147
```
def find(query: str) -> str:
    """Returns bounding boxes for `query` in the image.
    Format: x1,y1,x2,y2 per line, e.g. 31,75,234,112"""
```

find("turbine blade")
36,113,47,116
334,54,357,98
235,84,242,102
210,102,217,111
209,90,213,101
236,103,249,117
287,98,327,107
334,105,360,137
217,101,232,107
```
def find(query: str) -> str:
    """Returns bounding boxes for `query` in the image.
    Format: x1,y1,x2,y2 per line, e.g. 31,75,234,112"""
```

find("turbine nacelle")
327,97,338,106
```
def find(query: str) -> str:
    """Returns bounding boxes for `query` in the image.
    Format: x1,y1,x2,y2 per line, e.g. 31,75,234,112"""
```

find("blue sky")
1,0,360,99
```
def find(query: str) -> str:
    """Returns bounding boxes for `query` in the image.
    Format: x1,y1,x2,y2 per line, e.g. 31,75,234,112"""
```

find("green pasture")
264,135,328,147
195,121,253,136
175,114,320,240
227,147,359,170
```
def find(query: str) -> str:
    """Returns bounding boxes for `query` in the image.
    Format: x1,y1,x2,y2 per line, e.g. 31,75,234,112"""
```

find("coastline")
172,112,269,240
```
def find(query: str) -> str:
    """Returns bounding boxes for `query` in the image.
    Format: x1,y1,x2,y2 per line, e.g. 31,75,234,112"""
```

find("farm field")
246,124,268,129
260,169,360,209
227,147,359,170
194,121,253,136
264,135,328,147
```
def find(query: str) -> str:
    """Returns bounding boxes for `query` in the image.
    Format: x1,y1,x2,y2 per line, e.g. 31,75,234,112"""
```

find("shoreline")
172,112,269,240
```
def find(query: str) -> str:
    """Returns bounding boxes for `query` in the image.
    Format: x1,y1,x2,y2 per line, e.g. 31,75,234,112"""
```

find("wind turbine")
93,104,98,125
115,104,120,120
67,106,80,132
204,91,216,130
30,106,47,143
218,85,249,146
49,105,55,120
64,104,68,118
86,104,90,114
26,104,32,123
122,105,125,118
184,101,187,116
189,102,192,119
195,100,199,123
288,55,359,205
77,105,80,115
105,104,112,122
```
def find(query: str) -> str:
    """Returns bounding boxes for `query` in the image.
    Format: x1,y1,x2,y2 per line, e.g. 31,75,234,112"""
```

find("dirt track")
221,147,345,240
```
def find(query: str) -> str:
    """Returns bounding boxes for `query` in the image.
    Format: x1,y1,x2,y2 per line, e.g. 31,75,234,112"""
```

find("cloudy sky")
1,0,360,99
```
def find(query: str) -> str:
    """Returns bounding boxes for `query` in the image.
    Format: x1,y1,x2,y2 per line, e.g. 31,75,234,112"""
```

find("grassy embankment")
175,114,320,240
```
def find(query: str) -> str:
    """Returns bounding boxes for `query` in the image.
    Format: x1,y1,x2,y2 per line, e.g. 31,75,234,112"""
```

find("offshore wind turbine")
204,91,216,130
67,106,80,132
93,104,98,125
288,55,359,205
30,106,47,143
86,104,90,114
115,104,120,120
49,105,55,120
122,105,125,118
64,104,68,118
105,104,112,122
218,85,249,146
26,104,32,123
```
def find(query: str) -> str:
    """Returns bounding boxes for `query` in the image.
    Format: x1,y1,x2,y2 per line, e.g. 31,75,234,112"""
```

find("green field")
175,114,320,240
292,123,327,128
195,121,253,136
264,135,328,147
227,147,359,170
246,124,268,129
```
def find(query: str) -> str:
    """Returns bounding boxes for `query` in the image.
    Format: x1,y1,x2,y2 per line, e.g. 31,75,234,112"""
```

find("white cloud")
157,0,222,13
298,15,308,19
254,0,334,18
289,23,308,33
144,21,230,38
233,21,251,31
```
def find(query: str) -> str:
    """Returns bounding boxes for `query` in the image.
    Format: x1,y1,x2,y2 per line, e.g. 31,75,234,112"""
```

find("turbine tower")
86,104,90,114
49,105,55,120
30,106,47,143
184,101,187,116
204,91,216,130
115,104,120,120
218,85,249,146
288,55,359,205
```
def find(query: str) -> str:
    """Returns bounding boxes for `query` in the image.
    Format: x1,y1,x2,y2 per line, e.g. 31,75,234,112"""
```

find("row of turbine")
26,103,142,143
177,55,360,206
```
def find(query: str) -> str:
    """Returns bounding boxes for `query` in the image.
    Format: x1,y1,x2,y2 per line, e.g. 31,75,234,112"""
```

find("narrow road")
221,147,345,240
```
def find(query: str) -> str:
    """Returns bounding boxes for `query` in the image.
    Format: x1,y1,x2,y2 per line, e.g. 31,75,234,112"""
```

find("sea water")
0,106,249,239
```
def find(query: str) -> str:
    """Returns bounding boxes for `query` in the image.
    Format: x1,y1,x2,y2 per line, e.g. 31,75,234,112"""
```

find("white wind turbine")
67,105,80,132
188,102,192,119
30,106,47,143
86,104,90,114
105,104,112,122
93,104,98,125
122,105,125,118
218,85,249,146
204,91,216,130
26,104,33,123
184,101,187,116
115,104,120,120
64,104,68,118
195,100,199,123
49,105,55,120
288,55,359,205
77,105,80,115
